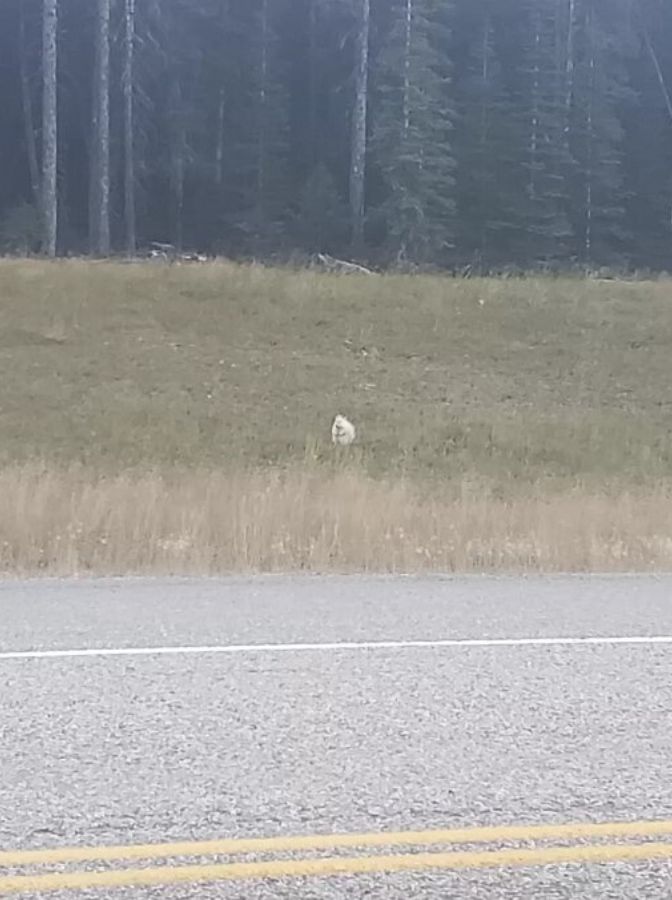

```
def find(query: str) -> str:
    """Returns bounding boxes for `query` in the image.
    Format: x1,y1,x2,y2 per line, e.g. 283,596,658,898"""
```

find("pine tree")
371,0,456,264
517,0,573,264
293,162,349,252
623,0,672,269
567,0,633,266
453,0,522,268
206,0,292,252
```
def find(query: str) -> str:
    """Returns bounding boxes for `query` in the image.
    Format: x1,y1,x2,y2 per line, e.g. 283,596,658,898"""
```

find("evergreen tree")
517,0,573,263
623,0,672,269
453,0,523,268
371,0,456,264
293,161,349,252
567,0,633,266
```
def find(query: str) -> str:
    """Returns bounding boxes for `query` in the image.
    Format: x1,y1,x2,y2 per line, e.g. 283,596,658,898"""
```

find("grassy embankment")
1,258,671,574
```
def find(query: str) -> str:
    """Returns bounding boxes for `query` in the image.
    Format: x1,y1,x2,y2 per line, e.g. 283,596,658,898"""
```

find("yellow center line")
2,841,672,894
3,818,672,867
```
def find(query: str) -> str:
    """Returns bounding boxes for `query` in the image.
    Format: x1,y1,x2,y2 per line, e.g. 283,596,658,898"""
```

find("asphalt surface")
2,574,672,898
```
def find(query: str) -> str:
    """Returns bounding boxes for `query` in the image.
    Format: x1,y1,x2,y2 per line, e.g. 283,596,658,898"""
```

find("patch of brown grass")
2,465,671,575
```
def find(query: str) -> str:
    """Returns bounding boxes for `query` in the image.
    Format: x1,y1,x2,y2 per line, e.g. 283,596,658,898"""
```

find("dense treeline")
0,0,670,270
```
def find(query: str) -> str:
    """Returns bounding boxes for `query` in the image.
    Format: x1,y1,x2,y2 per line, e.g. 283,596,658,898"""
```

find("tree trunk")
349,0,369,252
20,0,41,206
169,74,185,251
41,0,58,257
89,0,111,256
479,12,492,260
584,4,595,265
215,1,229,188
529,8,541,202
641,22,672,124
257,0,269,215
402,0,413,136
565,0,575,117
122,0,136,256
308,0,318,168
215,87,225,186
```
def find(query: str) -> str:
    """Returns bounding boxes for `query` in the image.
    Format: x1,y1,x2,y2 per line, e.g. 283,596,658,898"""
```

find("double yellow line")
2,819,672,894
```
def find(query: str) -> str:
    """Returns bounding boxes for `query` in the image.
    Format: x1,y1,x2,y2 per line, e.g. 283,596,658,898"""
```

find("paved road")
2,574,672,897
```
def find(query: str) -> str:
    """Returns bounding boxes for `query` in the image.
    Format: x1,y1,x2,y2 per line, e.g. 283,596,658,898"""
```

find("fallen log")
315,253,373,275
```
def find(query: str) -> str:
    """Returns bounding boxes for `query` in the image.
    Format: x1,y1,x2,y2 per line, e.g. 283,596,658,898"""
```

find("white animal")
331,414,356,446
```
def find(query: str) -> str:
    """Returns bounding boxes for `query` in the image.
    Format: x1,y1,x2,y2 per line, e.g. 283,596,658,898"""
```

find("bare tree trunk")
479,12,492,260
349,0,369,252
122,0,136,256
257,0,269,216
565,0,575,117
308,0,318,168
215,1,229,188
215,87,225,186
20,0,41,206
41,0,58,257
584,4,595,265
480,12,491,134
169,75,185,251
642,22,672,124
402,0,413,136
529,9,541,201
89,0,111,256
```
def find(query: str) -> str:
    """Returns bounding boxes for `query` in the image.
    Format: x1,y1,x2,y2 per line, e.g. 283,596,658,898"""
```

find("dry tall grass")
2,465,671,575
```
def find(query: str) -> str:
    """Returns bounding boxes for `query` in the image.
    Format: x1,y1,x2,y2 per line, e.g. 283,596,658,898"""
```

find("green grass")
1,258,671,491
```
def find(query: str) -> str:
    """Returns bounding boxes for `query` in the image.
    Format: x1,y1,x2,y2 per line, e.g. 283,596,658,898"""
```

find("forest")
0,0,670,271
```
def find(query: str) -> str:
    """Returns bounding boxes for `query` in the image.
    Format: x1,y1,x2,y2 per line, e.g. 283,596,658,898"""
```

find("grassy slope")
0,259,671,490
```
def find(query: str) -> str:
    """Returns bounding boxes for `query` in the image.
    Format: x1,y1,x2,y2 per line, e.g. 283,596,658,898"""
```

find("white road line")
1,635,672,661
